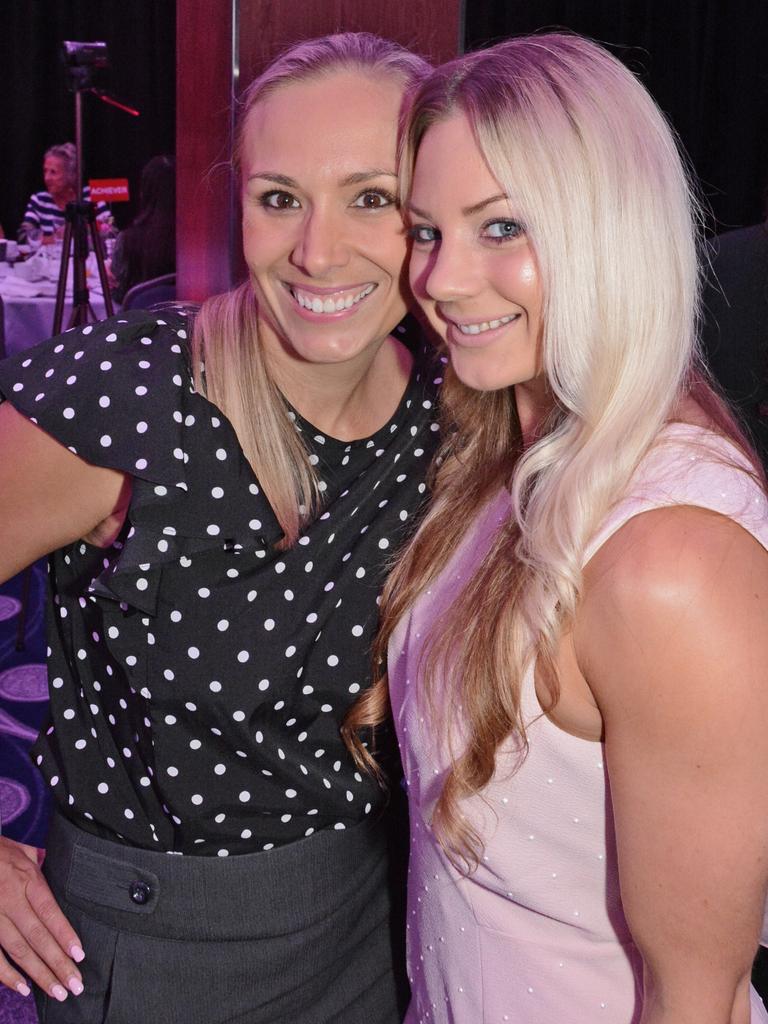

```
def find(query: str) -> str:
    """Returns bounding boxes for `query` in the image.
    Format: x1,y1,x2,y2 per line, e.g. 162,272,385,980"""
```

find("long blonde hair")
191,33,431,544
344,33,757,869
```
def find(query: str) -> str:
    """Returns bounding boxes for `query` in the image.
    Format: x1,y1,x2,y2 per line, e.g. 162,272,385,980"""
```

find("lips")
286,283,376,315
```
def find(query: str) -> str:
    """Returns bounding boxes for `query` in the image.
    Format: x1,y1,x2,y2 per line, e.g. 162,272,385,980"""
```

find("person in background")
701,198,768,470
347,32,768,1024
17,143,110,246
0,33,435,1024
109,154,176,302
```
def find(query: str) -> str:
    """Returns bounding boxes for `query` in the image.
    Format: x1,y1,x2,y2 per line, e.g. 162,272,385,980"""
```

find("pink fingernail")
69,944,85,963
67,976,84,996
16,981,31,997
51,983,68,1002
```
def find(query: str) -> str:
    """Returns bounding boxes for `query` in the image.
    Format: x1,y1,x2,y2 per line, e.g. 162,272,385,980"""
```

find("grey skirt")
33,809,409,1024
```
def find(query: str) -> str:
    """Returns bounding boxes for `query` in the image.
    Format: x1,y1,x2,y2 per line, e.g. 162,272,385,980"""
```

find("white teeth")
457,314,517,335
292,284,375,314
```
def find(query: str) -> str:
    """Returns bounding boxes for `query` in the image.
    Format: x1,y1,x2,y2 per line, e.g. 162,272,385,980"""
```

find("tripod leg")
88,220,114,318
68,209,91,329
52,221,74,336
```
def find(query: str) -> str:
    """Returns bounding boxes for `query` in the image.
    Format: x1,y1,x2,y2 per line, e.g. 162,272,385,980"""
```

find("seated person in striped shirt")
18,142,110,245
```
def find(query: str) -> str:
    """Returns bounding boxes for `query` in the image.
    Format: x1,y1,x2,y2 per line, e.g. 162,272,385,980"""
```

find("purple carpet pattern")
0,563,49,1024
0,984,37,1023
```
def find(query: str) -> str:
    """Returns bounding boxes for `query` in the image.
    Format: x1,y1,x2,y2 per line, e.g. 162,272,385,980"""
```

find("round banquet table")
0,261,110,357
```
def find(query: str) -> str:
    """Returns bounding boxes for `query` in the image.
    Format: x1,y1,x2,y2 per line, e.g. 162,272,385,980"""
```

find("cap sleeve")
0,310,194,486
0,311,283,615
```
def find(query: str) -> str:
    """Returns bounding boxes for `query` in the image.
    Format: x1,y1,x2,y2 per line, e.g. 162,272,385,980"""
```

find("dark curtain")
0,0,175,237
465,0,768,233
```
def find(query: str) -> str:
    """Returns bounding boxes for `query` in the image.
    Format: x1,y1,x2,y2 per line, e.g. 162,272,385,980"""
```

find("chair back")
121,273,177,311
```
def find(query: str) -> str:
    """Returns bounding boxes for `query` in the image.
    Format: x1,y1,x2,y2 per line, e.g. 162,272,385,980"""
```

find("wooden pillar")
176,0,464,301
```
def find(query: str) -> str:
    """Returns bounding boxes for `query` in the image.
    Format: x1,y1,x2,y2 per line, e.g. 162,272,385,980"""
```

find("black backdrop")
1,2,766,238
0,0,175,237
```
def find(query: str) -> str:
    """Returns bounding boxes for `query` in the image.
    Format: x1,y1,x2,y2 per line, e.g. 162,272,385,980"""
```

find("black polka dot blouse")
0,310,440,855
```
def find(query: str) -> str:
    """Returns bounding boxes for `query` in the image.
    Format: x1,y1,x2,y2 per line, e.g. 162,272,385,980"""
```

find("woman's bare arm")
0,401,129,583
577,504,768,1024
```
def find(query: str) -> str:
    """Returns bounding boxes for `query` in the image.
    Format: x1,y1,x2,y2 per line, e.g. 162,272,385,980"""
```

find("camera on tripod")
62,40,109,71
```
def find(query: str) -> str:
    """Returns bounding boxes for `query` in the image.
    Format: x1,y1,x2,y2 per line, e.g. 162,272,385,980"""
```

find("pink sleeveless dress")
389,425,768,1024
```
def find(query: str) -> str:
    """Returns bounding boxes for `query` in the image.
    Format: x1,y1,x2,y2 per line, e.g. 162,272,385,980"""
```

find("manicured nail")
67,976,84,996
51,983,68,1001
16,981,31,997
69,944,85,963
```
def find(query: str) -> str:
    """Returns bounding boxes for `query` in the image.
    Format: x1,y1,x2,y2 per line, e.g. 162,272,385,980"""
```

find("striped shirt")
22,188,110,236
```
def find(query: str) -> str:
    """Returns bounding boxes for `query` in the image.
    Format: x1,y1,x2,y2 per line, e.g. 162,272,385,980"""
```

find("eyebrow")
407,193,510,219
247,169,397,187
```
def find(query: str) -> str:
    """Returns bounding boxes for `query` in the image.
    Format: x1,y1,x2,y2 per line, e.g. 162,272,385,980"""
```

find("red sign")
88,178,130,202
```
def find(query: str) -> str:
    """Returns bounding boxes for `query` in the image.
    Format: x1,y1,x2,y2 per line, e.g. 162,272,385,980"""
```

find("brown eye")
261,191,300,210
352,190,395,210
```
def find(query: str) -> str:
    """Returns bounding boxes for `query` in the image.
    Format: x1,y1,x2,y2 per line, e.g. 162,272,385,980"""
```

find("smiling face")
43,156,72,201
240,71,410,375
408,112,547,408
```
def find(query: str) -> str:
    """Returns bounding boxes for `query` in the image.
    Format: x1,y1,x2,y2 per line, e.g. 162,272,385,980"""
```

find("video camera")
61,40,109,91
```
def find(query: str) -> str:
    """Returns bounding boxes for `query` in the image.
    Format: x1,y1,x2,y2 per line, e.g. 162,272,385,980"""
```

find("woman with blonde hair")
0,32,435,1024
346,33,768,1024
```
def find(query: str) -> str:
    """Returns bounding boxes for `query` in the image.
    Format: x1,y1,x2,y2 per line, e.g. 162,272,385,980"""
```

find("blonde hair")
191,33,431,544
344,33,757,869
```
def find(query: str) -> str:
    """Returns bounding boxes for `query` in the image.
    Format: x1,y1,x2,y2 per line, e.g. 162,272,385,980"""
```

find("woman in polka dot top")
348,34,768,1024
0,33,439,1024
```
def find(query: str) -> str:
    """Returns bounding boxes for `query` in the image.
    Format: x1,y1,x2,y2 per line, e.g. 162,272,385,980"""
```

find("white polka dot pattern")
0,310,441,855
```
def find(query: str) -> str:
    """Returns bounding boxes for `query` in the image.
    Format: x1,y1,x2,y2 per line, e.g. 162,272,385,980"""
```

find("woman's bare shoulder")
576,502,768,709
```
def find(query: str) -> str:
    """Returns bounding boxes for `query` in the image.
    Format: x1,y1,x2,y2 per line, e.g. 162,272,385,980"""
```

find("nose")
411,233,479,305
290,205,350,278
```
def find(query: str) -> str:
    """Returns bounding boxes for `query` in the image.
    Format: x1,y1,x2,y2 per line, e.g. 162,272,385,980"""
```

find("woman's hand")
577,504,768,1024
0,837,84,1001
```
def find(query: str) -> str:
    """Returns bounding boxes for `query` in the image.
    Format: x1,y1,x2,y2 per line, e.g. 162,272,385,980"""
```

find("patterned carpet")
0,984,37,1023
0,563,48,1024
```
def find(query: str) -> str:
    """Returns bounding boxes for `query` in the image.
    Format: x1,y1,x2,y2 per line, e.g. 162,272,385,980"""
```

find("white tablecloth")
0,261,111,357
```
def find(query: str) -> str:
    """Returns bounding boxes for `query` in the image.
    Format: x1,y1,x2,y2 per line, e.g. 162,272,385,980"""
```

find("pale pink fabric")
389,425,768,1023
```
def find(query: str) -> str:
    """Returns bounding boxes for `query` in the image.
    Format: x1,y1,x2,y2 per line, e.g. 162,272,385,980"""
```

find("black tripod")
52,197,114,333
51,41,140,335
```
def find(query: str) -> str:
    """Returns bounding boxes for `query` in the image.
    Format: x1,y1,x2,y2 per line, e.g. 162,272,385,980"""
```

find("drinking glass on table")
26,225,43,251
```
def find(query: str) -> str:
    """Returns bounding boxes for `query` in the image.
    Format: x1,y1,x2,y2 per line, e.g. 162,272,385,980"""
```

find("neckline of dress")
284,364,421,453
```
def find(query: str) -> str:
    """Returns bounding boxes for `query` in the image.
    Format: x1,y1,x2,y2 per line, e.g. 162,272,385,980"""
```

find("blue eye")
482,219,524,241
352,189,396,209
260,191,300,210
407,224,439,244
